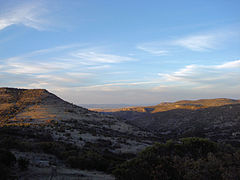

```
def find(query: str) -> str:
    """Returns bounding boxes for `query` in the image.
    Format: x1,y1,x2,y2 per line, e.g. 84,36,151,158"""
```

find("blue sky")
0,0,240,104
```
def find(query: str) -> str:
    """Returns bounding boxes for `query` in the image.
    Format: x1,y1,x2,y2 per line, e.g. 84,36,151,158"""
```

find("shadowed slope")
94,98,240,145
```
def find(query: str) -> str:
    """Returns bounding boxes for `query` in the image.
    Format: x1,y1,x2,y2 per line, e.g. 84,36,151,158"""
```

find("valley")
0,88,240,179
94,98,240,145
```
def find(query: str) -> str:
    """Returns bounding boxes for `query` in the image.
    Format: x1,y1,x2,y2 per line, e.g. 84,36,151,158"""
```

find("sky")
0,0,240,104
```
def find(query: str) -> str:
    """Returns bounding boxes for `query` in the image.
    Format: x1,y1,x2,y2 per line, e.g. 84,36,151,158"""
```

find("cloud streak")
173,34,217,51
71,51,135,64
57,59,240,94
136,45,169,56
137,29,236,55
158,60,240,88
0,1,49,31
0,44,136,91
215,60,240,69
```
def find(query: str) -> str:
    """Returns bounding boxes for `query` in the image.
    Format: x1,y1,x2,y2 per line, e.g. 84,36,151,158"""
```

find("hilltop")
0,87,90,124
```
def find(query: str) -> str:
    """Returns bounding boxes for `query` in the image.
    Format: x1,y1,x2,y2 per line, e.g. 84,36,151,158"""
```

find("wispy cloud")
158,60,240,88
2,44,239,96
215,59,240,69
87,65,111,70
71,50,135,64
0,1,49,31
137,29,236,55
2,55,239,104
136,45,169,56
5,44,82,62
69,60,240,92
0,44,135,74
173,34,216,51
0,44,136,91
2,61,72,74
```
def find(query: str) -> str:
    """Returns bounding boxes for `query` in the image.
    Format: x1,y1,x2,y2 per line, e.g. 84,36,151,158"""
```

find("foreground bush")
18,157,30,171
113,138,240,180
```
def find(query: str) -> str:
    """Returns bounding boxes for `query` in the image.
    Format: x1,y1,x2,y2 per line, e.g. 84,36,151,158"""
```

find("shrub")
18,157,29,171
0,149,16,167
113,138,240,180
0,149,16,179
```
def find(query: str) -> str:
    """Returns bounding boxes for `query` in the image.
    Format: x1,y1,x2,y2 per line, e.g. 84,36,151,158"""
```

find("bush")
18,157,29,171
113,138,240,180
0,163,12,180
67,150,109,171
0,149,16,179
0,149,16,167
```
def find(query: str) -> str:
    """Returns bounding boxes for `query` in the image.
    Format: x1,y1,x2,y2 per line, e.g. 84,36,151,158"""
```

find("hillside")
0,87,158,179
0,88,82,124
95,98,240,145
1,88,240,179
0,87,158,151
